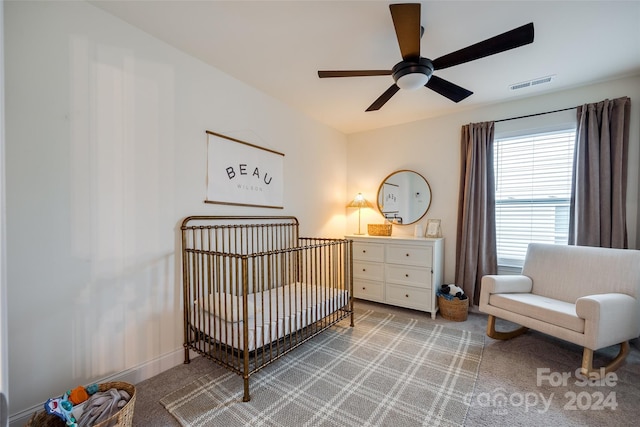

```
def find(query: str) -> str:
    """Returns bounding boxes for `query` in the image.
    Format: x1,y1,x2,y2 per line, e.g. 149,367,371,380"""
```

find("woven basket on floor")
26,381,136,427
438,295,469,322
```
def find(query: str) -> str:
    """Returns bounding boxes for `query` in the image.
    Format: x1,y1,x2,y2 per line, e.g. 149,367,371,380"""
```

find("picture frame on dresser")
425,219,442,238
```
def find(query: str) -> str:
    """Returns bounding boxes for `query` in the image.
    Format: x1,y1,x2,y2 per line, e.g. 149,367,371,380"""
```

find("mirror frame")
376,170,432,226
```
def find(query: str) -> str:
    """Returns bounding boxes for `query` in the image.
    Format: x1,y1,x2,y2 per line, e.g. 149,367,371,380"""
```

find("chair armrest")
576,293,640,349
479,275,532,309
482,275,533,294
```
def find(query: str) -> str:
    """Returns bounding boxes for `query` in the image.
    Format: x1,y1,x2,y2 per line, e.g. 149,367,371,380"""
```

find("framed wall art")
205,131,284,209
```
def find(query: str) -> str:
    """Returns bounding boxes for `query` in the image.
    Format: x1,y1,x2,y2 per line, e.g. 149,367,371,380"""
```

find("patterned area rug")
161,308,484,426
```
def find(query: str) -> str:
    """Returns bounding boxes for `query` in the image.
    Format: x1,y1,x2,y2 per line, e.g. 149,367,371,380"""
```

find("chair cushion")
489,293,585,333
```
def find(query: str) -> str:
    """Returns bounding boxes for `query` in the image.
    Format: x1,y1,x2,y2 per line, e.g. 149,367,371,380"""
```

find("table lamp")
346,193,374,235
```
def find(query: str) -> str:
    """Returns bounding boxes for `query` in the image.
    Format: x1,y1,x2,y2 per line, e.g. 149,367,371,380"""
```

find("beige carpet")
160,308,485,426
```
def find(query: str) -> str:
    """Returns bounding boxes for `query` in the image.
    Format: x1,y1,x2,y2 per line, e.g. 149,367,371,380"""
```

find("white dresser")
347,235,444,319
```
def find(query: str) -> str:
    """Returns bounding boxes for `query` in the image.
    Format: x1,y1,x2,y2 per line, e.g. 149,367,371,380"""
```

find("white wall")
1,1,9,425
347,75,640,284
4,0,347,421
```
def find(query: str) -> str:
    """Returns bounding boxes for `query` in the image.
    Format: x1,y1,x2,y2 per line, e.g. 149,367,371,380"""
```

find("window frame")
493,111,577,272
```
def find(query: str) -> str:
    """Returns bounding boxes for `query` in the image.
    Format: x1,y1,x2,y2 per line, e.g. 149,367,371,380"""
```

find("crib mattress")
192,282,349,352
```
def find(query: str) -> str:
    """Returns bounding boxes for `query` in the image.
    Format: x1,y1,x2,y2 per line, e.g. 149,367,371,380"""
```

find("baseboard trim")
9,347,189,427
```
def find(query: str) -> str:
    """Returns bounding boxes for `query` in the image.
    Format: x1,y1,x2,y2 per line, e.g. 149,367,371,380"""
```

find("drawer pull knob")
405,274,409,277
405,253,410,257
405,294,409,298
363,250,367,253
362,287,366,290
362,268,366,272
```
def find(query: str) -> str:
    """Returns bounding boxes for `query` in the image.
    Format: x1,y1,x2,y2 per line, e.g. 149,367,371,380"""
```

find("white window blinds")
494,129,576,269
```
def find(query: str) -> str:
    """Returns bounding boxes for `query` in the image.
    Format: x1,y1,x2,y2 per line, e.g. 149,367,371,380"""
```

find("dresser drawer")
385,264,431,288
386,283,431,311
353,260,384,281
386,244,432,267
353,279,384,301
353,242,385,262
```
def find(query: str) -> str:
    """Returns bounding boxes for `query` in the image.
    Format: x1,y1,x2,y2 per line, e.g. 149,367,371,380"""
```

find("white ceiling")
91,1,640,134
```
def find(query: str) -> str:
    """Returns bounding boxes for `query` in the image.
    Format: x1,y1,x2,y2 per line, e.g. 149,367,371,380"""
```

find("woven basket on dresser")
26,381,136,427
367,224,392,236
438,296,469,322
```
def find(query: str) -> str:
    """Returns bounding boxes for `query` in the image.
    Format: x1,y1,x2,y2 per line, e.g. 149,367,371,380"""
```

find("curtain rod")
494,105,577,123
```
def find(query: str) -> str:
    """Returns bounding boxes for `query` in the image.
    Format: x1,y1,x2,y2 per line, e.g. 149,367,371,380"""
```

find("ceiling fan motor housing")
392,57,434,90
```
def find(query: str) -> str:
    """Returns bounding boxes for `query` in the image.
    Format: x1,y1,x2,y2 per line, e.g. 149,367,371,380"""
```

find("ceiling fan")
317,3,534,111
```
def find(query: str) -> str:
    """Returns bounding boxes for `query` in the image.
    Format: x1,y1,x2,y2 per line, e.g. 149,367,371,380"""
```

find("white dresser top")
345,234,444,243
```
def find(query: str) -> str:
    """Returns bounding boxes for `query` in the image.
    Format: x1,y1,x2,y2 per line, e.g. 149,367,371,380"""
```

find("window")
494,128,576,271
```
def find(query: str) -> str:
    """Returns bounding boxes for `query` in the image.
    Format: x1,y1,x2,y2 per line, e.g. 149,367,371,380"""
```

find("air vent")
510,82,532,90
509,75,555,91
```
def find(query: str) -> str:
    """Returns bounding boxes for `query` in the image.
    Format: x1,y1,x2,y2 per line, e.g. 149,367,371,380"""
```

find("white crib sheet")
193,282,349,352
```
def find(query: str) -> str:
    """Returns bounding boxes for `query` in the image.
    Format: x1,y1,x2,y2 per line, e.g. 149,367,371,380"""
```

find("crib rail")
181,216,353,401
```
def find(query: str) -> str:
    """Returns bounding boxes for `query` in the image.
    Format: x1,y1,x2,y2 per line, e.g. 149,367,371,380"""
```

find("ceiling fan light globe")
392,58,434,91
396,73,430,90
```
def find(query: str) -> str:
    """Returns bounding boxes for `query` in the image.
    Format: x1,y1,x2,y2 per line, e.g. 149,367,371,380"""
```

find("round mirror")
377,170,432,225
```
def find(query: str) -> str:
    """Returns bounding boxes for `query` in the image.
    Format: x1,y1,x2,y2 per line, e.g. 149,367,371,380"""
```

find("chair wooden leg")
486,314,529,340
580,341,630,378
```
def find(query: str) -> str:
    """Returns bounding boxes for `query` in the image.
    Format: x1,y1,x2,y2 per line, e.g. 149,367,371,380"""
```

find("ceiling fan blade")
425,75,473,103
366,84,401,112
432,22,534,70
389,3,422,61
318,70,392,78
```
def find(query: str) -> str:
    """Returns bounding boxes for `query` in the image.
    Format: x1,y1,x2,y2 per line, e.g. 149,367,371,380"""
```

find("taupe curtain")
569,97,631,248
455,122,497,306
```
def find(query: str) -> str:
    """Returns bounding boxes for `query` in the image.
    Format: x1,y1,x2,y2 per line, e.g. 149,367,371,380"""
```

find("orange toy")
68,386,89,405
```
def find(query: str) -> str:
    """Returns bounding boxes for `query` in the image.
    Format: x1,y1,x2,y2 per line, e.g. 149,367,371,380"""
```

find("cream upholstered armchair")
480,243,640,377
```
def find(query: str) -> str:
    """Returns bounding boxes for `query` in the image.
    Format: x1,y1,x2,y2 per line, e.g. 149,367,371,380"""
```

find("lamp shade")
346,193,374,208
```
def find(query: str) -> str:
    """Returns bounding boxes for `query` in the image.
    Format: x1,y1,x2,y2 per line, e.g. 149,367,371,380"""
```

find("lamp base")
353,232,365,235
